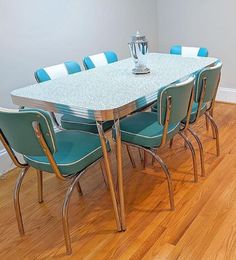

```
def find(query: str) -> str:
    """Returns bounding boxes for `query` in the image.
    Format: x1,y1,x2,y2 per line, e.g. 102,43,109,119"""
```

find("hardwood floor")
0,102,236,259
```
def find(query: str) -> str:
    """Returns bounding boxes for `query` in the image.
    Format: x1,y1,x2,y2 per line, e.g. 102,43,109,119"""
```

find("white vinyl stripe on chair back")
89,53,108,67
44,64,68,80
181,47,200,57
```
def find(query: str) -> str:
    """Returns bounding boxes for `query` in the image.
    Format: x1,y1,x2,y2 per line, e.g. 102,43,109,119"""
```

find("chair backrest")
195,61,222,104
35,61,81,83
170,45,208,57
0,108,56,156
83,51,118,70
157,76,195,126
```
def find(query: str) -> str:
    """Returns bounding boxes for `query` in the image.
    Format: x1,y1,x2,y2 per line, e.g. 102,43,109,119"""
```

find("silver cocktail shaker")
128,31,150,74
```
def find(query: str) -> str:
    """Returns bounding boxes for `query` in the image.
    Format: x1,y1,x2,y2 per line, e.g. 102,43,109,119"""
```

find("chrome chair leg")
126,145,136,168
143,151,147,169
76,181,83,196
37,170,43,203
187,128,206,177
62,173,82,255
149,149,175,210
100,161,108,188
138,148,143,164
178,132,198,182
205,113,220,156
14,167,30,236
205,113,210,131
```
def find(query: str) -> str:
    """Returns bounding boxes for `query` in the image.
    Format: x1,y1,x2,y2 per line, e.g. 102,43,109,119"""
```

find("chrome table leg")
96,121,122,232
114,118,126,231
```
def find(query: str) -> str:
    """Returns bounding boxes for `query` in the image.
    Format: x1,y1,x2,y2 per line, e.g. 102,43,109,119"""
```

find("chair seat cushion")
112,112,180,148
24,130,110,176
61,115,113,133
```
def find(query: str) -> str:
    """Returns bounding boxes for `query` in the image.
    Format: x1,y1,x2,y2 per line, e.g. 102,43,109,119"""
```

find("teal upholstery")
113,77,194,148
35,61,81,83
152,101,207,123
83,51,118,70
0,108,56,156
0,108,110,176
112,112,180,148
25,130,110,176
195,62,222,103
170,45,209,57
157,77,195,125
61,115,113,133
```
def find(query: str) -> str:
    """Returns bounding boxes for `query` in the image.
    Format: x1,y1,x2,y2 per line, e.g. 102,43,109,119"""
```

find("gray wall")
0,0,158,157
157,0,236,89
0,0,158,108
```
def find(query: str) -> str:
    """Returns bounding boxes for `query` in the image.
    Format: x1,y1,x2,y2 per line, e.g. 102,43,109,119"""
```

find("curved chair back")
0,108,56,156
35,61,81,83
195,62,222,104
83,51,118,70
170,45,208,57
157,76,195,126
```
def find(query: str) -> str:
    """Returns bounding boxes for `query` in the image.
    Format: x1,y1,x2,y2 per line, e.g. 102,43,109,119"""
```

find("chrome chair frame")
113,85,197,211
0,121,121,255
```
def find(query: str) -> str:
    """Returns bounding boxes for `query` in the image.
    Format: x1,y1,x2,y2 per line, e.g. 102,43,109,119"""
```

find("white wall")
0,0,158,174
156,0,236,102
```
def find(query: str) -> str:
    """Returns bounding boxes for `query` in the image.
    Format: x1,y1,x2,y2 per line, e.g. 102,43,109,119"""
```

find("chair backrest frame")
194,62,222,122
157,77,195,147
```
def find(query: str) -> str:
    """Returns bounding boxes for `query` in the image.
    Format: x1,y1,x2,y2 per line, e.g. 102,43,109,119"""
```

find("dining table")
11,53,218,231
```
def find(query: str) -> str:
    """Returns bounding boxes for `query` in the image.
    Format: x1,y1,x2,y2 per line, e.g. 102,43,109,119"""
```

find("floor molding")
216,87,236,103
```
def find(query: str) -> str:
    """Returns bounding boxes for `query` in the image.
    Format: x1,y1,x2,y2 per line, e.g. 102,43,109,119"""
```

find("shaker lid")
132,31,146,42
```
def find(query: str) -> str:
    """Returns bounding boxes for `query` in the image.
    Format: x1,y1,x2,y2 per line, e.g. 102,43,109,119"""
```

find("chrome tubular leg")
178,132,198,182
113,118,126,231
14,167,30,236
100,161,108,188
187,128,206,177
96,121,122,232
143,151,147,169
205,113,210,131
126,145,136,168
37,170,43,203
62,174,82,255
205,113,220,156
138,148,143,164
149,149,175,210
76,181,83,196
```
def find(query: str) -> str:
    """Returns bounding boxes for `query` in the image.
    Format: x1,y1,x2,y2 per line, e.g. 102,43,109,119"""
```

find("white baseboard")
0,149,15,176
216,87,236,103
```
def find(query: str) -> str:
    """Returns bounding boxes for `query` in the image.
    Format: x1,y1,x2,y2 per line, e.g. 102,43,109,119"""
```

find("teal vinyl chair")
0,108,121,255
170,45,209,57
35,61,82,82
83,51,118,70
152,62,222,177
182,62,222,176
112,76,197,211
